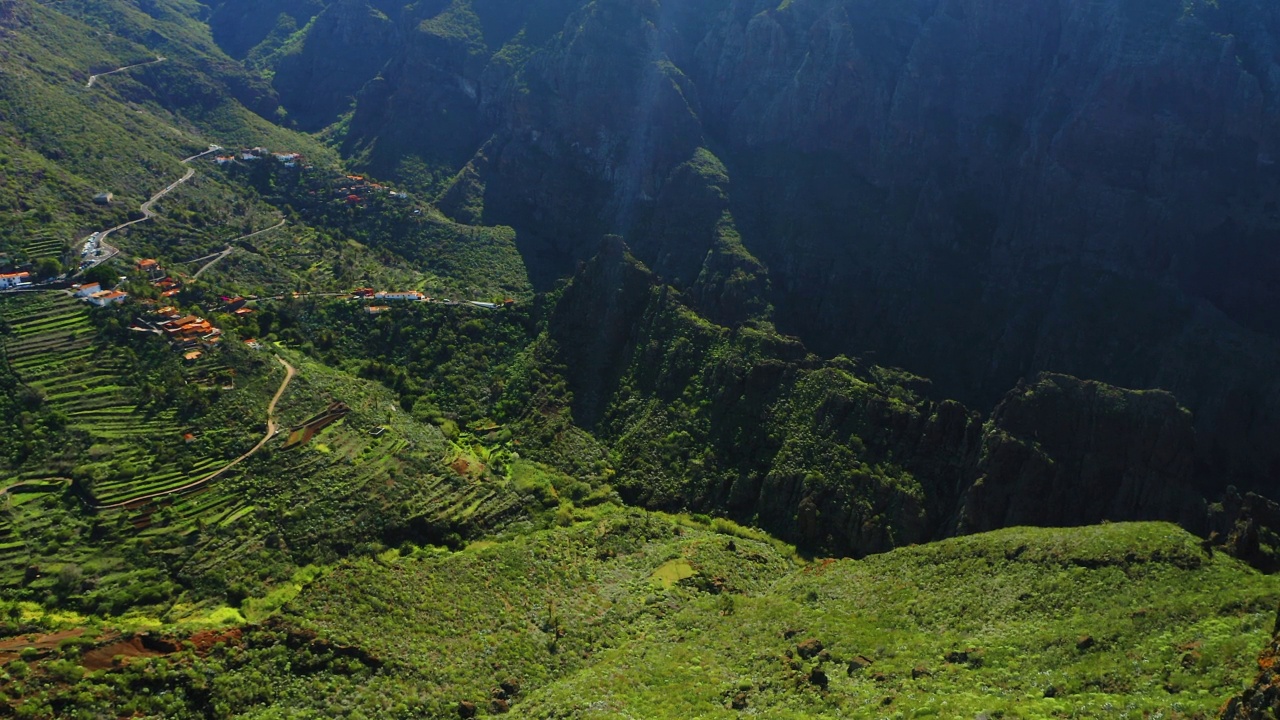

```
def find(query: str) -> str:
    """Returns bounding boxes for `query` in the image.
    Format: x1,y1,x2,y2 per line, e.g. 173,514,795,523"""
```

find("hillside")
2,0,1280,717
1,516,1275,717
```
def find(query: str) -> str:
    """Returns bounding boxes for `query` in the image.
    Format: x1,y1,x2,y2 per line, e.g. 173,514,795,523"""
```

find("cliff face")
958,374,1206,534
270,0,396,130
250,0,1280,497
207,0,325,59
539,246,1220,558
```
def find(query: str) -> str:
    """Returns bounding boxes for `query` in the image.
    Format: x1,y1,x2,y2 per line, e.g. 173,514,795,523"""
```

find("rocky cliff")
244,0,1280,498
536,244,1224,558
958,374,1207,534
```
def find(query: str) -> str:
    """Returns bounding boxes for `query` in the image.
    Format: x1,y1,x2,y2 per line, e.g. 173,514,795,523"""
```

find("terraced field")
0,293,229,511
17,231,67,261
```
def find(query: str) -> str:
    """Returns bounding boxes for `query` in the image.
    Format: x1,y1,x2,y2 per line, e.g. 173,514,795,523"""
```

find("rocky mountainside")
521,243,1221,557
237,0,1280,500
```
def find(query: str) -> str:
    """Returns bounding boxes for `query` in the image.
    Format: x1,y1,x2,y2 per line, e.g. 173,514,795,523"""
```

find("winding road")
192,219,287,279
77,145,221,277
97,168,195,247
85,57,166,89
94,356,296,510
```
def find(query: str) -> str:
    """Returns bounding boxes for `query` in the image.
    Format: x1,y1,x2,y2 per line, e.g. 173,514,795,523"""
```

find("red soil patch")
450,456,485,476
188,627,242,653
0,628,88,663
80,637,166,671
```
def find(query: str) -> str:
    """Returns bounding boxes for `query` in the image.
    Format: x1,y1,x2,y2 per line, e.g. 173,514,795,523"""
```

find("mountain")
2,0,1280,715
252,0,1280,500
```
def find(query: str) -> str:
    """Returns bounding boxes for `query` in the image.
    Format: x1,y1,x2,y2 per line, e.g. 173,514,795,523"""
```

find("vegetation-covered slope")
245,0,1280,501
3,1,1280,718
2,515,1274,718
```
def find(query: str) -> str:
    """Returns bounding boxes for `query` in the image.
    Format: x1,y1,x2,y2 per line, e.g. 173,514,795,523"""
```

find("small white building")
0,272,31,289
375,291,425,302
74,282,102,297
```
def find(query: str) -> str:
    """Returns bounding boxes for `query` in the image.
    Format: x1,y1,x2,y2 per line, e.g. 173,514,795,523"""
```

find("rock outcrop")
538,245,1235,558
958,374,1207,534
1221,609,1280,719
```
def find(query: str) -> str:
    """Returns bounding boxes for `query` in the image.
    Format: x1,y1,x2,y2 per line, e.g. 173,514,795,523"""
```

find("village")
62,254,514,365
209,146,413,208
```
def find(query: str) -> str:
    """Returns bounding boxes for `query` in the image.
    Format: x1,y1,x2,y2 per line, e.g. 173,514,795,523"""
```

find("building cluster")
147,306,223,357
220,295,256,320
129,257,188,299
73,282,128,306
214,147,309,169
350,287,514,310
334,175,409,205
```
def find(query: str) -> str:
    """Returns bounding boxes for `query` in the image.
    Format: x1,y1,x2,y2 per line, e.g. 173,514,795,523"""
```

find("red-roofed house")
87,290,128,306
0,272,31,289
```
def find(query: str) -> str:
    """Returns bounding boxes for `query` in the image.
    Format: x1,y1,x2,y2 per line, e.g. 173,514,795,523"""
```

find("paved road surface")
93,356,296,510
86,57,166,88
95,167,194,248
76,145,222,277
192,219,286,279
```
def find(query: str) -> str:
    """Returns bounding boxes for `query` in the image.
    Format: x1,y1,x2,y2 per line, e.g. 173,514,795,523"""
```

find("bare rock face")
1216,491,1280,573
957,374,1206,534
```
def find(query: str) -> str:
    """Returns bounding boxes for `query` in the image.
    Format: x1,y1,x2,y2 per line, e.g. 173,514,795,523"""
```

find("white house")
375,291,425,302
87,290,128,306
74,282,102,297
0,272,31,289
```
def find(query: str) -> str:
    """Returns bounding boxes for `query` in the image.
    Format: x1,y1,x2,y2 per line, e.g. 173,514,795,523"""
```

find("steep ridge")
250,0,1280,499
531,244,1222,557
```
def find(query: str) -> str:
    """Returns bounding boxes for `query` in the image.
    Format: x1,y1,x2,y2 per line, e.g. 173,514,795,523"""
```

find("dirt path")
94,356,296,510
85,57,165,88
193,220,286,279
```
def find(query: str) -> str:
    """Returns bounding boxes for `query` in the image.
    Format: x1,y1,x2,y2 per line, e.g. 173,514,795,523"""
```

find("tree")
34,257,62,278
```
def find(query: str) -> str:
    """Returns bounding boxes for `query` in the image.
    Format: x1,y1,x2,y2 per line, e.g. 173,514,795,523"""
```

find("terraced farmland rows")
0,292,232,512
18,232,65,260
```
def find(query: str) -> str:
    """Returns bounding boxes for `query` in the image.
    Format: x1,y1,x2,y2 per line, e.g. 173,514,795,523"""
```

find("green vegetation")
1,518,1273,718
0,1,1276,718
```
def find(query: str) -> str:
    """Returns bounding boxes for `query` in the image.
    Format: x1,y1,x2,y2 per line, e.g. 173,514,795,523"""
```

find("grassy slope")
0,513,1271,718
518,522,1274,718
246,518,1279,718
